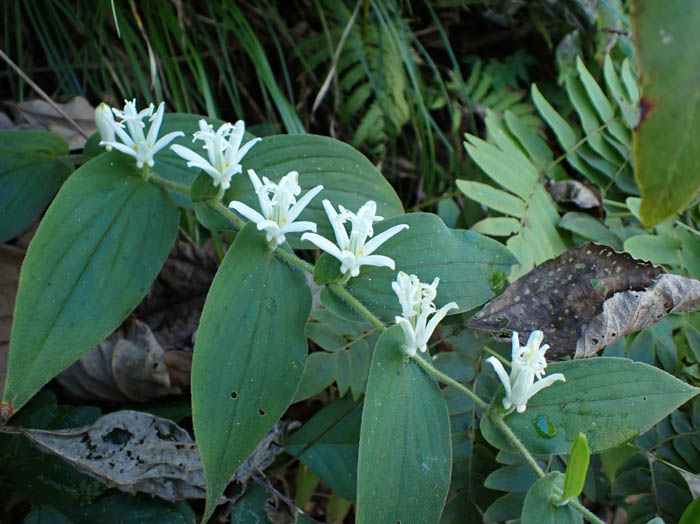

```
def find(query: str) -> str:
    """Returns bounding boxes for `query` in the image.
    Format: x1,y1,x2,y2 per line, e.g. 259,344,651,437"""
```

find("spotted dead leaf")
5,410,291,502
468,242,700,358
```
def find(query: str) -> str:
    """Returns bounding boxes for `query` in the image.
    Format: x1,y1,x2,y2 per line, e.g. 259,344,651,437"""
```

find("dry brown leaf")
56,319,183,403
576,273,700,357
547,179,602,210
8,97,96,149
11,410,291,503
0,245,24,396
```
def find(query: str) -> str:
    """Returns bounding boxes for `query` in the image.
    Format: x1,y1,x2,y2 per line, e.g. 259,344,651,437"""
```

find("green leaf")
346,213,517,322
631,0,700,225
521,472,582,524
623,234,682,266
558,212,622,249
562,433,590,501
356,326,451,524
471,217,521,236
230,485,274,524
456,180,526,218
4,152,179,410
0,131,71,242
680,496,700,524
191,224,311,519
227,134,404,249
285,395,362,502
484,463,539,492
483,492,527,523
481,358,699,455
292,351,336,403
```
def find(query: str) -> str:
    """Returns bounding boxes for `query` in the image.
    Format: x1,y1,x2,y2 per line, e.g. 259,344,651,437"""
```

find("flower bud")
94,103,115,150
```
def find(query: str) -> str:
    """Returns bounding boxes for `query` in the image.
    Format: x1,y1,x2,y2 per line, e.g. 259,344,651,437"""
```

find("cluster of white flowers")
229,170,323,250
96,101,563,412
392,272,458,357
487,331,566,413
95,100,184,169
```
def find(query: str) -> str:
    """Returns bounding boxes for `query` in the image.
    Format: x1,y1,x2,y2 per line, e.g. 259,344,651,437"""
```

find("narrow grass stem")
568,500,607,524
329,283,385,330
410,356,489,411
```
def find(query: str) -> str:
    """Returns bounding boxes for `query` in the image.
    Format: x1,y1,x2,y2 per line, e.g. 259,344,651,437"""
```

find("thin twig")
0,47,90,139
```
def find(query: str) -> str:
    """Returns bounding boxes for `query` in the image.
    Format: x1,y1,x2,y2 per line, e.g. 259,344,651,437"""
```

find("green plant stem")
490,415,606,524
491,414,545,476
568,499,606,524
483,345,509,366
149,173,192,195
329,283,385,330
410,356,489,411
274,247,314,273
408,190,460,212
210,201,244,228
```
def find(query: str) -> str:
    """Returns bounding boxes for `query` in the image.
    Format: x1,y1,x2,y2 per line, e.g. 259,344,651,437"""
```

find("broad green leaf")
631,0,700,225
481,358,699,455
356,326,451,524
562,433,590,501
623,234,682,267
346,213,518,322
0,131,71,242
230,485,274,524
286,395,362,502
456,180,526,218
484,463,539,492
680,497,700,524
521,472,581,524
191,224,311,520
558,212,622,249
292,351,336,402
471,217,521,236
483,492,527,523
227,134,403,248
4,152,179,410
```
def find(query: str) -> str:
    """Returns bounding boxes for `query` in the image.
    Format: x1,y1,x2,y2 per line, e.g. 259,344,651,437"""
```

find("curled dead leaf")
7,410,292,503
576,273,700,357
467,242,699,358
547,179,602,211
56,319,184,403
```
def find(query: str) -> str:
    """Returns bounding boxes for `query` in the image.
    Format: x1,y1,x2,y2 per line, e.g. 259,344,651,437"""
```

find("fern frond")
532,55,640,194
459,111,567,280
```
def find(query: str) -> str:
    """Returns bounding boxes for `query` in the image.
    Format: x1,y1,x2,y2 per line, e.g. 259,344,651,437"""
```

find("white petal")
423,302,458,343
229,201,265,224
282,221,317,234
525,373,566,400
359,254,395,270
395,316,418,357
363,223,409,255
287,184,323,223
322,199,349,248
151,131,184,155
146,102,165,145
487,356,512,399
230,137,261,165
300,232,342,259
103,141,138,159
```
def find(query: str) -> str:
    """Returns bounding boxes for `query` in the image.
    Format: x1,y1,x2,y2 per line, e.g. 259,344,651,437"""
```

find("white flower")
393,271,458,357
170,119,261,190
228,169,323,249
97,99,184,168
94,103,115,149
301,200,409,278
487,331,566,414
